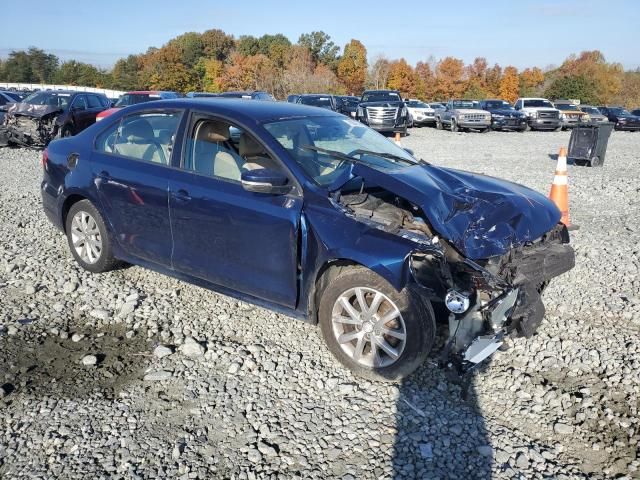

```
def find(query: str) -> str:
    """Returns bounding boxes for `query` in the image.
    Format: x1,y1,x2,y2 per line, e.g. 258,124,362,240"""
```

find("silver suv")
435,99,491,132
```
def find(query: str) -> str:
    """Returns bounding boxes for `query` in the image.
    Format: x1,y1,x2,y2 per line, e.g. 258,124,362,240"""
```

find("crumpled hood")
348,163,561,260
6,102,62,118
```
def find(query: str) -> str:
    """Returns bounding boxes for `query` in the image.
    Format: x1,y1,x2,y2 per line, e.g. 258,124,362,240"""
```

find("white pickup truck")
514,98,561,131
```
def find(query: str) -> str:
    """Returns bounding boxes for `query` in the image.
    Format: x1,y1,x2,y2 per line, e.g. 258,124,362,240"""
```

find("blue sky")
1,0,638,70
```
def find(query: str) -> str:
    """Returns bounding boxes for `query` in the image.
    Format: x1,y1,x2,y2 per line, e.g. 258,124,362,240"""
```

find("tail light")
41,148,49,169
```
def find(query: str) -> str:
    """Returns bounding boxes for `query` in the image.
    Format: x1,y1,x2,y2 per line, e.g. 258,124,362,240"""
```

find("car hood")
408,107,435,113
454,108,487,114
341,162,561,260
6,102,63,118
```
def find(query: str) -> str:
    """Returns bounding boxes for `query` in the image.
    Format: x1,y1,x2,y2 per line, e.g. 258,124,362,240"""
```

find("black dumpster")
567,122,614,167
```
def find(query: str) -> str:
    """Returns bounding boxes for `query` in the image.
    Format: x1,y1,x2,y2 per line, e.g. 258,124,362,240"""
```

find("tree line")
0,30,638,107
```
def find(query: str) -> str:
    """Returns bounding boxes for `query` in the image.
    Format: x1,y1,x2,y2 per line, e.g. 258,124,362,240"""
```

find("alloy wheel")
331,287,407,368
70,211,103,264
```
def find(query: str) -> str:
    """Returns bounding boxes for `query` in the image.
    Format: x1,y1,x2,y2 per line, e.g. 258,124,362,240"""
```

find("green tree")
169,32,204,68
298,31,340,68
336,39,367,94
201,29,235,61
544,75,598,103
55,61,102,86
111,55,141,90
236,35,260,56
0,48,58,83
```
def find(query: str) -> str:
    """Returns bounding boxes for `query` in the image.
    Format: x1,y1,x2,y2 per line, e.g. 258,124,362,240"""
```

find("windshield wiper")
300,144,429,168
349,149,418,166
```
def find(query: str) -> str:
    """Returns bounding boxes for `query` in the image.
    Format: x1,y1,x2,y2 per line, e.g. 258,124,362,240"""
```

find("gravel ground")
1,127,639,479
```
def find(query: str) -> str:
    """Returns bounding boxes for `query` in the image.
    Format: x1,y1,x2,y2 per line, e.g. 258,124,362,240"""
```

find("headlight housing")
493,114,505,119
400,106,407,117
581,114,590,122
357,106,364,117
526,110,538,118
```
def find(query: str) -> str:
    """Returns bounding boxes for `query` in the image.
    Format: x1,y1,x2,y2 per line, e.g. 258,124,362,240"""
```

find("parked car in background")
578,105,608,123
296,94,337,111
477,99,527,131
435,99,491,132
631,109,640,117
336,96,360,118
598,106,640,131
553,101,590,129
0,91,22,124
218,91,275,101
405,100,437,127
40,99,574,380
97,91,181,121
287,94,300,103
356,89,409,134
428,103,446,112
186,92,221,98
514,98,561,131
1,90,109,147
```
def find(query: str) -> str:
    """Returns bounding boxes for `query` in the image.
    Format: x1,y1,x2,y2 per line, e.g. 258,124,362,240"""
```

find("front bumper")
614,121,640,131
492,117,527,130
360,118,407,132
457,119,491,129
412,114,436,125
528,117,560,130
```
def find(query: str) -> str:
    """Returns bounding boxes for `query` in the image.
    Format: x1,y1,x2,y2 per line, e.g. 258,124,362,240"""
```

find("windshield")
523,99,554,108
580,107,601,115
23,92,72,108
115,93,161,107
407,101,428,108
555,104,579,111
610,108,631,115
483,101,513,110
299,96,333,108
361,92,401,103
3,92,22,102
264,116,416,186
429,103,445,109
452,100,475,109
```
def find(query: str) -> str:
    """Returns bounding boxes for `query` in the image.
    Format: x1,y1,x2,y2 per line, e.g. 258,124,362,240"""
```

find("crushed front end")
0,104,60,148
412,224,575,369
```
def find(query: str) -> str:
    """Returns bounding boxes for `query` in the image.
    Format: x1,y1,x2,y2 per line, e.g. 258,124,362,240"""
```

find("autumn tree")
201,29,235,61
337,40,367,95
414,60,435,100
386,59,415,97
111,55,142,90
613,70,640,109
499,66,519,103
195,58,224,92
435,57,465,99
519,67,544,97
484,64,503,97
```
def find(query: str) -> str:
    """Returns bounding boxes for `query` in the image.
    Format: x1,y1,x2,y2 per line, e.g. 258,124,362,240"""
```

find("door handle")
172,189,191,202
97,170,111,180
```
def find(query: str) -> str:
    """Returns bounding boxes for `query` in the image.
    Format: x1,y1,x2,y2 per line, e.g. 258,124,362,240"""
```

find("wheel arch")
61,193,89,233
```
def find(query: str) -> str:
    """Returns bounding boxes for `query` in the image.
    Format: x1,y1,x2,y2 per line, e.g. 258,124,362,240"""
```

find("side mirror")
241,168,291,195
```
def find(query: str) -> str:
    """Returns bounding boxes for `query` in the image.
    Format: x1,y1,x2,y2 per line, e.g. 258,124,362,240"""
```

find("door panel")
169,171,302,308
92,152,173,266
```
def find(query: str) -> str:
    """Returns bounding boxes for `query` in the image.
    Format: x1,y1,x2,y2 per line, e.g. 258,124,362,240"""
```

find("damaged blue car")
40,99,575,381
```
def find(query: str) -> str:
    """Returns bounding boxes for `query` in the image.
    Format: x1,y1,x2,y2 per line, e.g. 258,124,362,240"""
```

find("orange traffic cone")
394,132,402,146
549,146,571,226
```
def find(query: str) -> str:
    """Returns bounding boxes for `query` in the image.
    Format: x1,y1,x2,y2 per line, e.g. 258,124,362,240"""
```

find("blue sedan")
40,99,575,380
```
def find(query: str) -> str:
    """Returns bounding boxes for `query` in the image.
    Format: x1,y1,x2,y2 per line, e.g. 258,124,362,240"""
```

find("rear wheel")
589,156,603,167
65,200,118,273
60,125,74,138
319,266,435,382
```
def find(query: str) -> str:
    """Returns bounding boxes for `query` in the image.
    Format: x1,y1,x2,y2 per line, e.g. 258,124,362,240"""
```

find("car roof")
122,98,342,123
363,89,399,93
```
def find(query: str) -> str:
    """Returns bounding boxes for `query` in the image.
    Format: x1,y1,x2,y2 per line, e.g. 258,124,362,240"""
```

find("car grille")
366,107,398,122
463,113,487,122
538,110,559,119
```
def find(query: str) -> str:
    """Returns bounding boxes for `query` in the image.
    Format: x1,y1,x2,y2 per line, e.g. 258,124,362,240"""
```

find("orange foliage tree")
337,39,367,95
435,57,465,99
499,66,519,103
387,59,416,97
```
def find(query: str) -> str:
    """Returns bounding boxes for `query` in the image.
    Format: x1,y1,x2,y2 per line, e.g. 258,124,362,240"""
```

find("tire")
318,266,436,382
524,124,531,132
450,119,458,132
436,118,443,130
554,126,562,132
480,127,490,133
589,156,603,167
65,199,118,273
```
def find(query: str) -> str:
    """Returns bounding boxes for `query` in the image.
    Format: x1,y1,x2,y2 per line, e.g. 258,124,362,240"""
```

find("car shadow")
392,303,494,479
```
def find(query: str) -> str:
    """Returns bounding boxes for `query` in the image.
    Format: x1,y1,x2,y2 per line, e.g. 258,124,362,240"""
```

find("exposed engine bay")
335,187,575,370
0,104,60,148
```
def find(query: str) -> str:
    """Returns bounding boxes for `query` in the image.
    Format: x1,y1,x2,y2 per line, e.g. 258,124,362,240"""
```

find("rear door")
69,95,92,132
168,113,302,307
86,94,106,126
90,109,184,266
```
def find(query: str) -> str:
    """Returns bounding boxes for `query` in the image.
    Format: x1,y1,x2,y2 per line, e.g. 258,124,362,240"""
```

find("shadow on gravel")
0,325,150,403
393,303,493,479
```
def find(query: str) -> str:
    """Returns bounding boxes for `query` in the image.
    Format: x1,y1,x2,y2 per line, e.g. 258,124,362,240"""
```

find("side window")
87,95,103,109
183,117,283,182
71,95,87,111
0,96,6,106
95,111,182,165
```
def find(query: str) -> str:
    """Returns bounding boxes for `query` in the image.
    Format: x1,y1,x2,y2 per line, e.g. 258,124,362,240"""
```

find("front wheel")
450,119,459,132
319,266,436,382
59,125,74,138
436,118,443,130
65,200,118,273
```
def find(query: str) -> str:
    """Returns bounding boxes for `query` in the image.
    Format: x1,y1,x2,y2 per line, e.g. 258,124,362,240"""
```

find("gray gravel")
1,127,639,479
